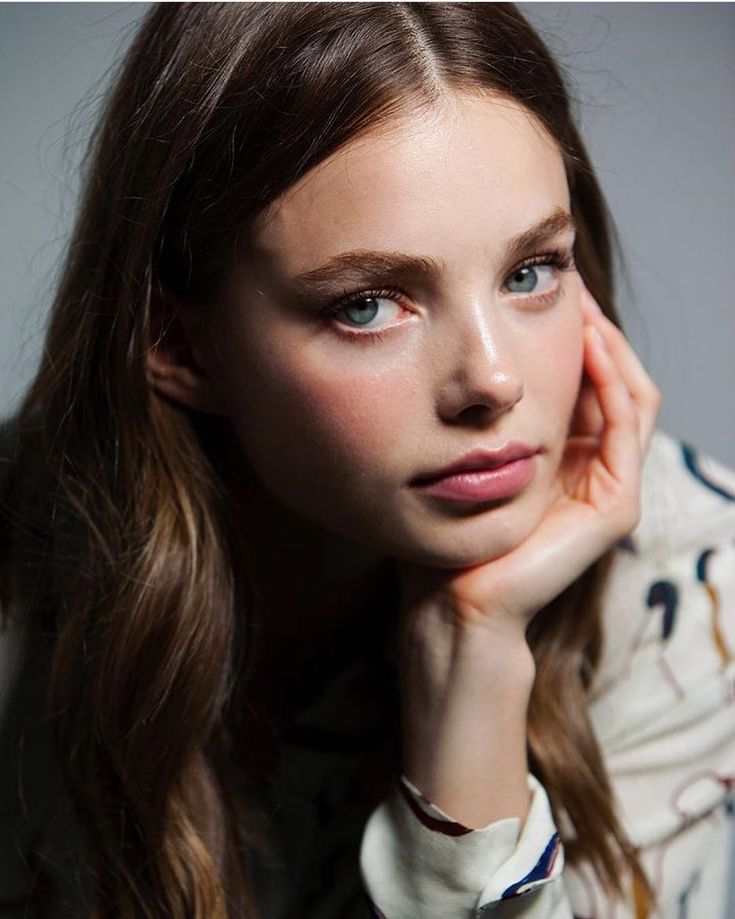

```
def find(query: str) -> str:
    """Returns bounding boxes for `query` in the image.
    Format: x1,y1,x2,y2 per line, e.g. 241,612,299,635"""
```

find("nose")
435,307,524,425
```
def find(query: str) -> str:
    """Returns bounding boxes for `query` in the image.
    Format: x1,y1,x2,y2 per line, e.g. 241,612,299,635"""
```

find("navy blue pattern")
500,832,562,899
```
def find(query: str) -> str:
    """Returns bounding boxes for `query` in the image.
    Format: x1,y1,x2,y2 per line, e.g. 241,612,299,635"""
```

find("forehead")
251,92,569,274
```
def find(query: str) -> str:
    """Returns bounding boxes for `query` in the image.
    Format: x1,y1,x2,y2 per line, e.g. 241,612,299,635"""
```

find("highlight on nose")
438,341,525,420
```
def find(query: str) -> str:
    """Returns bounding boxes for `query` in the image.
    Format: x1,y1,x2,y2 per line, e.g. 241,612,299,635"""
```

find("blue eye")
326,289,404,331
318,287,409,344
343,297,381,325
506,263,556,295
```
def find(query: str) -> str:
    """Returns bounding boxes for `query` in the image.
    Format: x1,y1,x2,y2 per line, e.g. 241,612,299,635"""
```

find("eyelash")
319,247,577,345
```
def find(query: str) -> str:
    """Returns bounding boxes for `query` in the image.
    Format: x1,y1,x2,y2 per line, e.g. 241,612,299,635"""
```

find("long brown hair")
0,3,655,915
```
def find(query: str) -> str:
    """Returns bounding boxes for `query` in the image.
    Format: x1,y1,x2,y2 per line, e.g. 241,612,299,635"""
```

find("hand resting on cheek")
394,283,662,829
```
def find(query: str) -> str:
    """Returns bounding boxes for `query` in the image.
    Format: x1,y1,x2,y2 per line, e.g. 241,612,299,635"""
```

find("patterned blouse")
1,427,734,918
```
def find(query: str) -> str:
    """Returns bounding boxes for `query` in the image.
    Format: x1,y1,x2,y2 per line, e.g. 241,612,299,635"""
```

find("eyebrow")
290,207,576,297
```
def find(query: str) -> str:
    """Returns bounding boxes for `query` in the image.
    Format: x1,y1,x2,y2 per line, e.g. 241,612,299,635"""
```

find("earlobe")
145,308,227,416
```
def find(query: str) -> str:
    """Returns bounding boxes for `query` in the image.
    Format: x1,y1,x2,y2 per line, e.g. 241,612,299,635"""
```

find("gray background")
1,2,734,467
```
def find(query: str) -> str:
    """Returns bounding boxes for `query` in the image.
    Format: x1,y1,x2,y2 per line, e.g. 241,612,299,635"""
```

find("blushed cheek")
282,361,414,467
224,339,417,485
521,308,584,427
547,319,585,423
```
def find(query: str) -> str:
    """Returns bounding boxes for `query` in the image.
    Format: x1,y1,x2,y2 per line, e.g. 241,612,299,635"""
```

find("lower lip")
413,455,537,502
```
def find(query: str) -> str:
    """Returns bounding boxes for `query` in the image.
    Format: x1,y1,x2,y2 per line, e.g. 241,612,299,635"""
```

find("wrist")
451,620,537,692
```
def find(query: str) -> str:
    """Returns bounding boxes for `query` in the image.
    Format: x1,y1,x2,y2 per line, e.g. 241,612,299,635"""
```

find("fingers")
582,319,641,489
580,288,662,457
568,376,604,439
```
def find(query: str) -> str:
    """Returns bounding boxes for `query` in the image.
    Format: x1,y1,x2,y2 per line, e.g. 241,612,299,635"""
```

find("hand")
394,285,661,827
396,284,662,644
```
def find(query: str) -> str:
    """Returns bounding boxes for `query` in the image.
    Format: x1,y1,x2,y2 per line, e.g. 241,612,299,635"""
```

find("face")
204,92,585,568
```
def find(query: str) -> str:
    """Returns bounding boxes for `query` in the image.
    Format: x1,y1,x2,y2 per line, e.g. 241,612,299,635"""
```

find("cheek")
283,366,407,462
531,311,585,420
221,333,415,484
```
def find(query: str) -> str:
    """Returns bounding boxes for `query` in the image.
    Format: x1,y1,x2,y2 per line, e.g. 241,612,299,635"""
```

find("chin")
393,505,544,570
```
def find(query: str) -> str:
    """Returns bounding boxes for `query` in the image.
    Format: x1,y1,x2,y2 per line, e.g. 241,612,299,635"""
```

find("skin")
208,92,585,571
147,90,661,826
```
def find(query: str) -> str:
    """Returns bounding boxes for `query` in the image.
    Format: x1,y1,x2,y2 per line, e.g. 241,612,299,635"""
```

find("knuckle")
622,400,639,427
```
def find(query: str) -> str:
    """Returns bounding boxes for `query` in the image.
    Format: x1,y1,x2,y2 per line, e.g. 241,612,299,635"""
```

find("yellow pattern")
705,583,733,667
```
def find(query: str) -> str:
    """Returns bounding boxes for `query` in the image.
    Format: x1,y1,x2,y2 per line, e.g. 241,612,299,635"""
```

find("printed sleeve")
359,771,572,918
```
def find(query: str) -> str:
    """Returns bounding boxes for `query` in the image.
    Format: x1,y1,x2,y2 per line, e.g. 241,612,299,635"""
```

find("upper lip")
412,442,539,484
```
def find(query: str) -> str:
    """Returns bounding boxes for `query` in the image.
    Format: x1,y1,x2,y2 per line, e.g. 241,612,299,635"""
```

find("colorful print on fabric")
500,832,562,899
696,547,734,668
680,442,735,502
647,580,679,642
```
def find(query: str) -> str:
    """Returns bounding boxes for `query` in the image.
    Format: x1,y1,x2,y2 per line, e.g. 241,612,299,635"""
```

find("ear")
145,299,227,415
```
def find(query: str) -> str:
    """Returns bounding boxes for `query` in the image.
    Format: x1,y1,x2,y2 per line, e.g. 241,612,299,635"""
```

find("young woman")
1,4,733,918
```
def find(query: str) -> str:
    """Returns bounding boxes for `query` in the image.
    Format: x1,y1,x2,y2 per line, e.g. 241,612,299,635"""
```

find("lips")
412,442,539,484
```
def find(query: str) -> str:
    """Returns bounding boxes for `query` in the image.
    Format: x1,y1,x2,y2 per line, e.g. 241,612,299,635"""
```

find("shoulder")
598,427,735,678
588,426,735,756
631,427,735,559
586,430,735,853
592,427,735,690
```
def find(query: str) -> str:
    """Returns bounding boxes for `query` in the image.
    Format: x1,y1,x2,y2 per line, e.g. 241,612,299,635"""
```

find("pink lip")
412,442,539,483
413,455,537,502
411,442,539,503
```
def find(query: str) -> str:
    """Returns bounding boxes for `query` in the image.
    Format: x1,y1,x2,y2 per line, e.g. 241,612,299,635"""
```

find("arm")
360,286,661,918
399,606,535,831
359,618,568,918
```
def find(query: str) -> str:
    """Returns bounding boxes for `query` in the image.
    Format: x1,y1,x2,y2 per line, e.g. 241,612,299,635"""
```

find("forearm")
399,613,536,830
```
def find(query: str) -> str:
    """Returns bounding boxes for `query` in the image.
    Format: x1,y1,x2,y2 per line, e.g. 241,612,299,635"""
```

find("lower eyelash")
345,328,392,344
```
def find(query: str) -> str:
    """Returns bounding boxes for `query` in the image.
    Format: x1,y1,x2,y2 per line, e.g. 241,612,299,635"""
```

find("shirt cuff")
359,771,564,918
